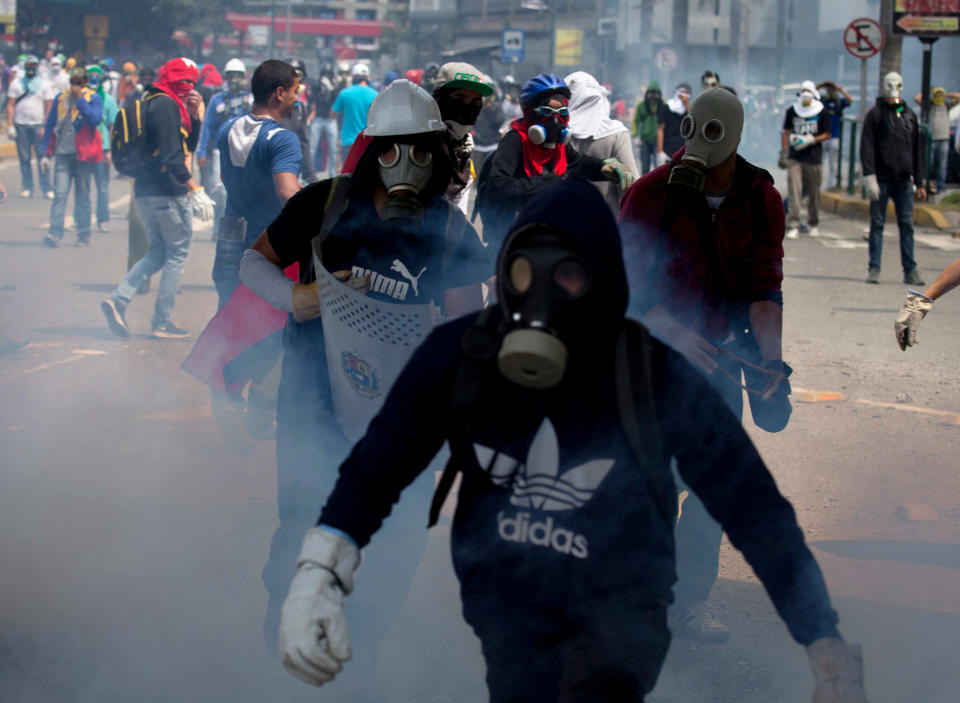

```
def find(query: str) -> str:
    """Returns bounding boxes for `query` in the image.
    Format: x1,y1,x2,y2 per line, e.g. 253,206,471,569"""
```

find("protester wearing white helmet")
329,63,376,162
239,79,492,696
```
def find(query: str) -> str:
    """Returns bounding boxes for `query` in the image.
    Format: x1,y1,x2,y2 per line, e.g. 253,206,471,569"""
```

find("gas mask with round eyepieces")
497,227,592,389
377,140,435,232
667,87,743,193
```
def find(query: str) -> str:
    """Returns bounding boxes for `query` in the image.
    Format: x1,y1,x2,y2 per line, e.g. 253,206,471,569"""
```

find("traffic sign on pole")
843,17,885,60
654,48,677,73
502,29,525,63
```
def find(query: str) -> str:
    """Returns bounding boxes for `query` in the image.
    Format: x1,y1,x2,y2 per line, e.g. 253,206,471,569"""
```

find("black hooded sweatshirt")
318,179,840,646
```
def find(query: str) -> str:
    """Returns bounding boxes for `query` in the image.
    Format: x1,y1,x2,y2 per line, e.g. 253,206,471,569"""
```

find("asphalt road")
1,164,958,703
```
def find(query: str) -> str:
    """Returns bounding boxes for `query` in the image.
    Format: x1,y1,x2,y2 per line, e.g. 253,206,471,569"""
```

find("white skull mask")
679,87,744,169
883,72,903,101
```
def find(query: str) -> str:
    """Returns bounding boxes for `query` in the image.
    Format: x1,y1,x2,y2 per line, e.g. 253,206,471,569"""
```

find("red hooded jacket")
618,147,785,343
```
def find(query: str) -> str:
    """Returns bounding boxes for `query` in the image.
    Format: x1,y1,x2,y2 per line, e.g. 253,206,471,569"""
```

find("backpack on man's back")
111,91,162,177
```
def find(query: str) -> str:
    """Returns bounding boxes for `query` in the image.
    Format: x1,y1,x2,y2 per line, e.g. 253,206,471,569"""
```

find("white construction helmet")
351,62,370,78
224,58,245,75
365,79,445,137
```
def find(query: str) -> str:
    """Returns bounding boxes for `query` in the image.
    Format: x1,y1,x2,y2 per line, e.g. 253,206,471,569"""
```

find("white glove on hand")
39,156,53,175
894,291,933,351
7,125,16,140
655,151,669,168
601,158,636,190
790,133,816,151
188,187,215,222
862,175,880,201
279,528,361,687
807,638,868,703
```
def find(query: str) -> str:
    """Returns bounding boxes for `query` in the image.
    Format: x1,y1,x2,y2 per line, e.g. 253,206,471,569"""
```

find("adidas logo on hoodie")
475,418,615,560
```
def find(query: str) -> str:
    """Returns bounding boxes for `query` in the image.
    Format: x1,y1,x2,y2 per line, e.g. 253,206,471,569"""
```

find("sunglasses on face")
534,105,569,118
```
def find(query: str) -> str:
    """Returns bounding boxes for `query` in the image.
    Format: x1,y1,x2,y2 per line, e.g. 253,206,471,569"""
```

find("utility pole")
730,0,750,94
639,0,653,88
672,0,688,80
775,0,786,90
878,0,902,96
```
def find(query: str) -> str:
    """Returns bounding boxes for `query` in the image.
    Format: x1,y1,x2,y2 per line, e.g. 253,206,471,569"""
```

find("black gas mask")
497,227,592,388
25,64,38,79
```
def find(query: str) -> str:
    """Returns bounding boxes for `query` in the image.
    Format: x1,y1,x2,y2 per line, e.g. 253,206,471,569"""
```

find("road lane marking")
793,387,960,423
0,354,89,382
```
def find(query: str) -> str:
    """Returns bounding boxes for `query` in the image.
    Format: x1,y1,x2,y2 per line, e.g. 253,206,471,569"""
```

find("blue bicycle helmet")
519,73,571,110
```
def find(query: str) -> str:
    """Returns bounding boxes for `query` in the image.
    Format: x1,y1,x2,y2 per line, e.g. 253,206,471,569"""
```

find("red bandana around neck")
154,58,199,132
510,116,568,177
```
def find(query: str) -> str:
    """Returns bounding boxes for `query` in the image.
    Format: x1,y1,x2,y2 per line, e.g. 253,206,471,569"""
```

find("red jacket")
618,148,784,343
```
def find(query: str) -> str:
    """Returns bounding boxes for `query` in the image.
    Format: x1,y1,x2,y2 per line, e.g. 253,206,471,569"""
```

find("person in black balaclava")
274,177,869,703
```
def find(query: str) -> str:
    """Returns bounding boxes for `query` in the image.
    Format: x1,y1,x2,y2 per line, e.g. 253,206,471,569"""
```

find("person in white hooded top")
564,71,639,212
779,80,830,239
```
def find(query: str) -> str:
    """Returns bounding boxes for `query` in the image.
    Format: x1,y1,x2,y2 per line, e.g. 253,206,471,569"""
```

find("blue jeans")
211,232,256,309
49,154,93,241
869,178,916,273
112,195,193,329
92,159,110,224
14,123,51,193
308,117,339,177
931,139,949,193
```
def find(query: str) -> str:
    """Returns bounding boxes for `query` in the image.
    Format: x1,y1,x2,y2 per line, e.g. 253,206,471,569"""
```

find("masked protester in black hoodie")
276,178,868,703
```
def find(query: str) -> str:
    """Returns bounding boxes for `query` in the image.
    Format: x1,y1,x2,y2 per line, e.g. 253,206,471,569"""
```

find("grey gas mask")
667,87,743,192
497,229,591,389
378,142,435,231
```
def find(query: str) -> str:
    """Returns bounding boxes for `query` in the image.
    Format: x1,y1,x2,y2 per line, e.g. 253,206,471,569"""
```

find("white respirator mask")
883,72,903,101
667,87,743,192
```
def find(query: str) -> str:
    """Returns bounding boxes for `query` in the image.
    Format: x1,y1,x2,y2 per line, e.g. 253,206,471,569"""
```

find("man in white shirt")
5,55,54,198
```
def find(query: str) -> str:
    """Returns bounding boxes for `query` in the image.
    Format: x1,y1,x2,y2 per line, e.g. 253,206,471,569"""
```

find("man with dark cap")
275,177,868,703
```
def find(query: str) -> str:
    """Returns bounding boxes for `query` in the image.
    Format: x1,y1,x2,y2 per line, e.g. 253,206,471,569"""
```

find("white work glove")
39,155,53,174
862,174,880,201
279,528,362,687
894,290,933,351
188,186,215,222
6,125,16,140
655,151,669,168
601,158,636,190
806,638,868,703
790,133,816,151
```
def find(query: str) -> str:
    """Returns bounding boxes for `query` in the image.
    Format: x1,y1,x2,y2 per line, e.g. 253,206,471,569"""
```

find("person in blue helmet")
473,73,634,250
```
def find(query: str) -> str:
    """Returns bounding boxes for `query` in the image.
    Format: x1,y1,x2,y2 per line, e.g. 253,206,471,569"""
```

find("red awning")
226,12,388,37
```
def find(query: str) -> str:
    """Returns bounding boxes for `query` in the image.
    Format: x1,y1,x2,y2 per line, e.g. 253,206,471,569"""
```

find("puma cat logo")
390,259,427,297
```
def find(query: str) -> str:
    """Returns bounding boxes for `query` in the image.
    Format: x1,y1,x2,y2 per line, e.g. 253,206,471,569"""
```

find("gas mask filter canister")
378,142,435,230
667,87,744,192
497,232,591,389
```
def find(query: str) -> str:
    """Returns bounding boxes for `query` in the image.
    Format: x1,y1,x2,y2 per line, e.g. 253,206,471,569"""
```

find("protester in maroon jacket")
619,87,788,642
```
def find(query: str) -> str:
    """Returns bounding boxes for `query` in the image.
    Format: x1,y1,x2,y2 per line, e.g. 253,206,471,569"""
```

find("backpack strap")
428,307,500,527
440,201,467,270
615,320,664,470
310,174,352,267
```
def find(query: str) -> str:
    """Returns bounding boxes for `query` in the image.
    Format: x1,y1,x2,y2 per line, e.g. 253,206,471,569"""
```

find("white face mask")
883,72,903,101
445,120,471,140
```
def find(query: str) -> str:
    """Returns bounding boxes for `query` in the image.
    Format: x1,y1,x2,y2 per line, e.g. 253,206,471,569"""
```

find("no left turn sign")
655,48,677,73
844,17,885,60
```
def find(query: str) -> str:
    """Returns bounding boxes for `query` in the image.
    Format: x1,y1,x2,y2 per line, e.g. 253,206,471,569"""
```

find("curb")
820,190,951,230
0,142,15,159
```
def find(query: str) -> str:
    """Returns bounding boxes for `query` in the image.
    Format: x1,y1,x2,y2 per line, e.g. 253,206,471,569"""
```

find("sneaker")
785,227,800,240
42,234,59,248
669,602,730,643
799,224,810,234
903,269,925,286
75,237,90,247
150,322,190,339
97,221,109,233
808,226,820,238
865,267,880,284
101,297,130,337
20,189,31,198
45,190,54,200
